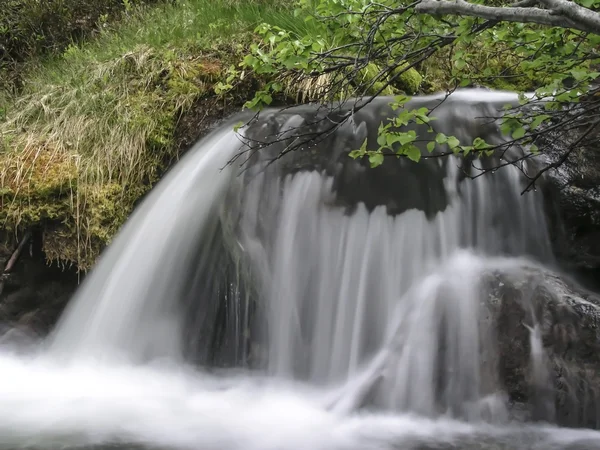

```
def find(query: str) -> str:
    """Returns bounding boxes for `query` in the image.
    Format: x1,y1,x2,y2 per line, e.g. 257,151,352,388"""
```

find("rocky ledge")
484,262,600,429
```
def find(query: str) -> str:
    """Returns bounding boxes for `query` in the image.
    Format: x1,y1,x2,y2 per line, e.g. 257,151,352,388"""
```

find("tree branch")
538,0,600,34
415,0,595,34
3,231,31,274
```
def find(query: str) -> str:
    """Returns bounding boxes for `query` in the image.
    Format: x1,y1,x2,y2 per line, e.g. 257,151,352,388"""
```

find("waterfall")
0,89,599,449
48,121,249,362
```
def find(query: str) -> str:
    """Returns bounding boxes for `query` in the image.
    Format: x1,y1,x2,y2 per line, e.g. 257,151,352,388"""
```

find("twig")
521,119,599,194
3,231,32,274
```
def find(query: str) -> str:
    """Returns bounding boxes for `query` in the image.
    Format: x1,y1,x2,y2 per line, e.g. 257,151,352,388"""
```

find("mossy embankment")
1,0,309,269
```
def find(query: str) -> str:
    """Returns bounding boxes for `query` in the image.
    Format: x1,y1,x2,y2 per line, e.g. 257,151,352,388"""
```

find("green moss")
0,199,71,226
360,63,422,96
419,37,552,93
394,67,423,95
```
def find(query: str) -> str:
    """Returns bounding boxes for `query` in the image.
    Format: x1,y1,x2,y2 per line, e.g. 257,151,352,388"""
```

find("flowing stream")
2,89,600,449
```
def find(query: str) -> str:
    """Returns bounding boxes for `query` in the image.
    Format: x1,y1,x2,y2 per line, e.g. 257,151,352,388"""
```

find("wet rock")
542,132,600,288
241,93,523,220
483,263,600,429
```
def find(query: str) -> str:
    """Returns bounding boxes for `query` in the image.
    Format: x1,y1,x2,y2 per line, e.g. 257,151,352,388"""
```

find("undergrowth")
0,0,306,269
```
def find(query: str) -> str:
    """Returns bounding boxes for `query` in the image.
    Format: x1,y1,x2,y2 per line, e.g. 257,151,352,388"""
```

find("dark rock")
0,231,78,341
240,94,526,220
542,131,600,288
484,263,600,429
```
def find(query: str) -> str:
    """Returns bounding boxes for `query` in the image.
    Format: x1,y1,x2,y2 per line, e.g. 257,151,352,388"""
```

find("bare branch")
538,0,600,33
521,118,600,193
3,231,31,274
415,0,598,34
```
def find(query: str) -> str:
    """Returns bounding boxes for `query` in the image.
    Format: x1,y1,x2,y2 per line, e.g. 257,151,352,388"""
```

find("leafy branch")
218,0,600,187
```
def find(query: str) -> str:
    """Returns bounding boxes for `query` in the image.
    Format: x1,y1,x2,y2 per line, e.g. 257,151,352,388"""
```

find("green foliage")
235,0,600,168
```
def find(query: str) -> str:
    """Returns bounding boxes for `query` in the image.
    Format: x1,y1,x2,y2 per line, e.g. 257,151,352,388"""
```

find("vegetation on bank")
1,0,163,95
0,0,309,269
4,0,594,270
0,0,431,269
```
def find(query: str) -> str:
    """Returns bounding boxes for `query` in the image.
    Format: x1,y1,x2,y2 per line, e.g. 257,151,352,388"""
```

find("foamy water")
0,348,598,450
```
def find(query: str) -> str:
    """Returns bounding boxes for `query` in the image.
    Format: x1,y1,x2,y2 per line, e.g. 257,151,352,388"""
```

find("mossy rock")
360,62,422,96
395,66,423,94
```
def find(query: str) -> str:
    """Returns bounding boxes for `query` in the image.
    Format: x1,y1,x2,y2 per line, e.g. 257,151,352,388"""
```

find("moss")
360,62,423,96
394,67,423,95
0,145,76,229
419,38,551,93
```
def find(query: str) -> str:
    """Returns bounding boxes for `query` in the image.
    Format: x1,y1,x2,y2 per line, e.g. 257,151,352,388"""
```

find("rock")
483,262,600,429
241,93,523,220
542,131,600,288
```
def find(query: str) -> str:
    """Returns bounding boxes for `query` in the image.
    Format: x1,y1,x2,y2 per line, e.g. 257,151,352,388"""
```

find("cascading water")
1,88,600,449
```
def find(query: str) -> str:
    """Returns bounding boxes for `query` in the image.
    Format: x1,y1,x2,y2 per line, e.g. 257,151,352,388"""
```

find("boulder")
484,262,600,429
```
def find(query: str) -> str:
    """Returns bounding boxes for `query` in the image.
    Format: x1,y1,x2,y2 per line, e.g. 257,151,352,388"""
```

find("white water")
1,332,600,450
1,90,600,449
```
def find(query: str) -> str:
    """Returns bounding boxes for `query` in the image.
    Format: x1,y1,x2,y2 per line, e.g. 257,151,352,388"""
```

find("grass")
0,0,310,269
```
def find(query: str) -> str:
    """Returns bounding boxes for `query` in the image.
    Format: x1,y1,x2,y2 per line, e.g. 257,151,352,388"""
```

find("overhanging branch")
538,0,600,34
415,0,599,34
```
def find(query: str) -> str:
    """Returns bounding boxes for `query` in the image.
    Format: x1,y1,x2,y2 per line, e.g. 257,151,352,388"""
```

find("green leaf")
472,137,490,150
454,58,466,70
404,145,421,162
512,126,526,140
349,138,368,159
369,152,384,167
427,141,436,152
392,94,411,106
446,136,460,149
571,68,588,81
397,131,417,146
530,114,550,130
415,113,430,124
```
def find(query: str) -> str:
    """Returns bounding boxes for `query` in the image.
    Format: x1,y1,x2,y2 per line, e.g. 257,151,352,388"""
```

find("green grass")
0,0,310,269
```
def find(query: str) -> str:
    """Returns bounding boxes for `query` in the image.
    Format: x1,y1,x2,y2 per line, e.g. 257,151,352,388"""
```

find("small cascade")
0,89,598,449
48,120,252,363
222,90,555,417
